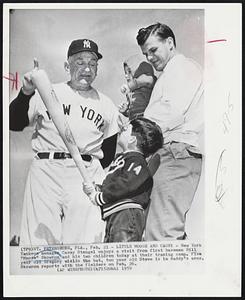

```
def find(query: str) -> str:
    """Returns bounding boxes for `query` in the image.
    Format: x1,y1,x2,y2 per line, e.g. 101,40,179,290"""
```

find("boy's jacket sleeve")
94,153,153,206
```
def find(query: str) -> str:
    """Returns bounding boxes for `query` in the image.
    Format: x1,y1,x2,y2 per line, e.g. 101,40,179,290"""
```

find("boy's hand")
83,182,96,196
94,184,102,192
88,192,97,206
83,183,98,206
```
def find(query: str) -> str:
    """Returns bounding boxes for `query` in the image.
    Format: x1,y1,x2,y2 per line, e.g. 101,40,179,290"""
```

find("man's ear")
129,135,137,145
64,61,70,73
167,37,174,50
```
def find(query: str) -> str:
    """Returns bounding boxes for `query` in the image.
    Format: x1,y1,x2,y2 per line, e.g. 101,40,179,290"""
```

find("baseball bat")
31,63,92,184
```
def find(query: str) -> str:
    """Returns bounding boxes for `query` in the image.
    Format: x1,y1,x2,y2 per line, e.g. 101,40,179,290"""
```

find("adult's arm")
9,89,35,131
99,133,118,169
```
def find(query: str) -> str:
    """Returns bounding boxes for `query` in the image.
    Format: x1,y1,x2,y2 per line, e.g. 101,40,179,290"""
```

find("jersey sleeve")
94,153,153,206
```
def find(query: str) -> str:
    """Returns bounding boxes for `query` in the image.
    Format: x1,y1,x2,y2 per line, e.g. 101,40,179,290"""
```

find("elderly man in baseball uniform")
136,23,203,240
10,39,119,245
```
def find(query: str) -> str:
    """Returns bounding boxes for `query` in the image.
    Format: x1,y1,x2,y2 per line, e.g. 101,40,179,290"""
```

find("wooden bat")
30,62,92,185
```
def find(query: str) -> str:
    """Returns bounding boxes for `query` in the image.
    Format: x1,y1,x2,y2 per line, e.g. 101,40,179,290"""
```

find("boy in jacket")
83,117,163,242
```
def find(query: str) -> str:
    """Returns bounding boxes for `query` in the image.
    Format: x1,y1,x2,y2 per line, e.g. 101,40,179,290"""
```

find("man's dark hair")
130,117,163,157
136,23,176,47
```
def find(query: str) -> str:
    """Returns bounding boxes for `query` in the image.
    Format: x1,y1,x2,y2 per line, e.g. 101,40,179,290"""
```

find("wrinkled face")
67,51,98,89
140,34,173,71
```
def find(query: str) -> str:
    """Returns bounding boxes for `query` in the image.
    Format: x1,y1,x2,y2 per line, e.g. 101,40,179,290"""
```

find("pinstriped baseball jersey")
28,82,119,158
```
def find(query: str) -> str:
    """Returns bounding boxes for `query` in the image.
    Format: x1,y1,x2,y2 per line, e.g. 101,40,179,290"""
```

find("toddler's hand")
118,102,129,117
120,84,130,94
118,102,129,112
127,78,138,90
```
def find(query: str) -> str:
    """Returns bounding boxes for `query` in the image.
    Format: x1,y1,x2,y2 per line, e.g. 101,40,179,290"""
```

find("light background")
9,8,205,241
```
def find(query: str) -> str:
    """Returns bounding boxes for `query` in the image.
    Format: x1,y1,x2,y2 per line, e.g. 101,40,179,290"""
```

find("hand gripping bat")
30,59,92,185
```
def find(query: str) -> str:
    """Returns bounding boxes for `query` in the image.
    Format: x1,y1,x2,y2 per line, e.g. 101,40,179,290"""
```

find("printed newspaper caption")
13,242,204,274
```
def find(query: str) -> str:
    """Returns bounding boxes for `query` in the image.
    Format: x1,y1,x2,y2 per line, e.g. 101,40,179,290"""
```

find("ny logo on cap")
83,40,91,48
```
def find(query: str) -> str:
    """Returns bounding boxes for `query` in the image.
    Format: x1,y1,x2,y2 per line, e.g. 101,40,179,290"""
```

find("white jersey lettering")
83,40,91,48
127,162,142,175
127,162,134,171
133,165,142,175
107,155,125,174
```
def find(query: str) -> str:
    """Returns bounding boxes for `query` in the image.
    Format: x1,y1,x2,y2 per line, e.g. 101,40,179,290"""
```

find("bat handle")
75,158,93,184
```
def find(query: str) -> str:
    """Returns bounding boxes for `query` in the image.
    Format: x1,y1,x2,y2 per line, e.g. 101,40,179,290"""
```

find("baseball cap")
67,39,103,59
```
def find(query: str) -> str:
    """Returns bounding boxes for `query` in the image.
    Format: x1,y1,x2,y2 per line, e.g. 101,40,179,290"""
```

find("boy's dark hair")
130,117,163,157
136,22,176,47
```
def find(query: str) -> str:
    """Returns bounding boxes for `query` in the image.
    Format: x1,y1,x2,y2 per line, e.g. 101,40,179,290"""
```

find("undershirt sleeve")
9,89,35,131
99,133,118,168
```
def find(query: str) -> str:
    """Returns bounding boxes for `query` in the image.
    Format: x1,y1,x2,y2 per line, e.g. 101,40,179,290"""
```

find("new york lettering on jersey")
45,103,105,131
29,81,117,154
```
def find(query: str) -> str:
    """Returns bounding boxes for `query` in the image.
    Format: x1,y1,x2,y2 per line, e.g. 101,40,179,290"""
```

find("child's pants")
104,208,145,242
